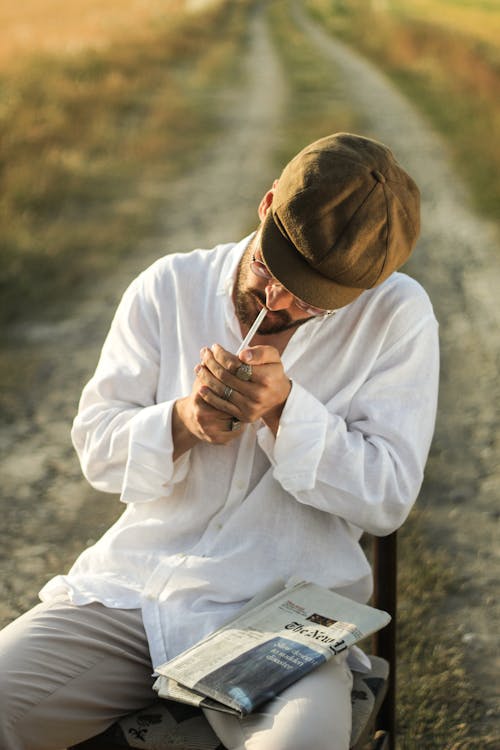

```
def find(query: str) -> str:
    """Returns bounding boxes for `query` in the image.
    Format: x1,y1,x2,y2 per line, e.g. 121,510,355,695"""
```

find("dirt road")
1,0,498,743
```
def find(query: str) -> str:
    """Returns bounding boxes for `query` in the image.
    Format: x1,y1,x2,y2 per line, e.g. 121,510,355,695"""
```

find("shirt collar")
216,233,255,299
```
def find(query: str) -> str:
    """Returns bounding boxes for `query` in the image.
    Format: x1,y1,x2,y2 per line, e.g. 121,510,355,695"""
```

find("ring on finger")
235,363,252,381
222,385,233,401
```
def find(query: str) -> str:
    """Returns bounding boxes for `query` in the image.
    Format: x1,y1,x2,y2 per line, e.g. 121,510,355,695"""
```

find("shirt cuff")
121,400,190,503
257,381,329,493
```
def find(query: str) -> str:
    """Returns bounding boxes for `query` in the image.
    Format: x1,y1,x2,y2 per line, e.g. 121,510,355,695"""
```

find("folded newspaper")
153,581,390,717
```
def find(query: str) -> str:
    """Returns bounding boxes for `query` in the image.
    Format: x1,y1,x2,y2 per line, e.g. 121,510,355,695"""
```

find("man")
0,133,439,750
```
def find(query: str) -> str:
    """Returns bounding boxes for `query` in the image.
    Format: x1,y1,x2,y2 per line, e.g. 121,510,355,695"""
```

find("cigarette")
236,307,267,354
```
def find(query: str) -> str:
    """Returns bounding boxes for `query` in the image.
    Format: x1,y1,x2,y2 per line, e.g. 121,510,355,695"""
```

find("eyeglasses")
250,254,335,317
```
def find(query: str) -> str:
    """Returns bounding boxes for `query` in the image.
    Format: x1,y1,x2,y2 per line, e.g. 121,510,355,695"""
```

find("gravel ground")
1,0,498,744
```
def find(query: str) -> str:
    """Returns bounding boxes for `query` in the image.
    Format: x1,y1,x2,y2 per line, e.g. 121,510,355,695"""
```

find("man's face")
233,232,314,335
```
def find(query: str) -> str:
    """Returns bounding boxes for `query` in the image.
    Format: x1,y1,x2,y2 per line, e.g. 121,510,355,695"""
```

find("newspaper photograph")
153,581,390,717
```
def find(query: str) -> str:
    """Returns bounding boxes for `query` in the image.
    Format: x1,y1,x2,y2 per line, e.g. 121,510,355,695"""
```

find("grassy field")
384,0,500,49
0,0,248,328
0,0,194,69
307,0,500,224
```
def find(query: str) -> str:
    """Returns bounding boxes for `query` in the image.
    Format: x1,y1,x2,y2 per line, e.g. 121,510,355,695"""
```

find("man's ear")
257,180,278,222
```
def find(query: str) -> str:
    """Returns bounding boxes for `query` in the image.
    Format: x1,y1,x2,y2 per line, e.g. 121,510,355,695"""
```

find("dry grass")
307,0,500,224
395,507,495,748
0,0,247,328
388,0,500,50
0,0,202,70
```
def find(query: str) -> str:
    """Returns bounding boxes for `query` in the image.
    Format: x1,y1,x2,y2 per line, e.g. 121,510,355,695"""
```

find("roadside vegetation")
0,0,250,328
306,0,500,226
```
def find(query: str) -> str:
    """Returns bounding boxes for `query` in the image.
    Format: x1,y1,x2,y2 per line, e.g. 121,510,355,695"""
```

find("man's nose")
265,283,294,311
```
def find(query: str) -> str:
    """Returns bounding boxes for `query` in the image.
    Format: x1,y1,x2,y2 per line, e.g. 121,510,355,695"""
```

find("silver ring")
222,385,233,401
235,363,252,381
230,418,241,431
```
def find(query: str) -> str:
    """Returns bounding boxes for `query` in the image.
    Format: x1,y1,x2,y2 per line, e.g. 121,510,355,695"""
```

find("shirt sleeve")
71,270,190,503
256,314,439,536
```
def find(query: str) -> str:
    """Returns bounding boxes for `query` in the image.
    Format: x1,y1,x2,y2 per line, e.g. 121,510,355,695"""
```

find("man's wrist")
262,379,292,435
172,398,199,460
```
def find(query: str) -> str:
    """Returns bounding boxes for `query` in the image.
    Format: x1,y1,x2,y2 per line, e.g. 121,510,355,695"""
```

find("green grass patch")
306,0,500,227
0,1,250,329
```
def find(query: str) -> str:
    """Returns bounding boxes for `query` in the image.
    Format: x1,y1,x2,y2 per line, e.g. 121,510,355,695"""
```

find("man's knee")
0,605,66,750
265,659,352,750
206,658,352,750
258,708,351,750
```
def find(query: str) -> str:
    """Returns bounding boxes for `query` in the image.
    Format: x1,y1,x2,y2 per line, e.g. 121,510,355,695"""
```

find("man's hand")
172,343,291,460
196,343,292,435
172,382,242,461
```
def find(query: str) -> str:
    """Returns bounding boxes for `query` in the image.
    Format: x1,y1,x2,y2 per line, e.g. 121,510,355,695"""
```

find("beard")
233,245,311,335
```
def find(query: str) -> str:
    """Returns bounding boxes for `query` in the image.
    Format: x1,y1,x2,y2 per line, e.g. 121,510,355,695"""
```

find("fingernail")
243,350,253,362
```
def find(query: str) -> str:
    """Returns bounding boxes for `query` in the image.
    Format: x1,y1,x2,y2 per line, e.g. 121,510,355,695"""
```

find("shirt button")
236,481,245,490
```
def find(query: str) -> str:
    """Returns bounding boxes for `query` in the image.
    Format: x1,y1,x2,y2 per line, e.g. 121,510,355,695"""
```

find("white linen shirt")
40,235,439,670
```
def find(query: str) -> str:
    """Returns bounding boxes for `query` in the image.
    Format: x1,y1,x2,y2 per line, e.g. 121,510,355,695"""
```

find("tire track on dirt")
0,6,287,623
293,0,500,727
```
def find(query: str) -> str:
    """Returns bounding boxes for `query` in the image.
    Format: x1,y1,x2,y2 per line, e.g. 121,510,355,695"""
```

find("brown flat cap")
260,133,420,310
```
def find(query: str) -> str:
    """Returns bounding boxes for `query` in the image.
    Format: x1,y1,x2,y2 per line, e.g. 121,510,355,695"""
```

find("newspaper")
153,581,390,717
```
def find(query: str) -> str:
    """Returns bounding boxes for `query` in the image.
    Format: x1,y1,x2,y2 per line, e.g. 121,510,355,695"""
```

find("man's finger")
201,347,253,394
209,344,242,375
196,364,229,397
238,345,281,366
198,384,243,419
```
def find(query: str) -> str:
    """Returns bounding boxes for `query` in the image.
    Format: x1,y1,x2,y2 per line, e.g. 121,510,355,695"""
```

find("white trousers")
0,599,352,750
